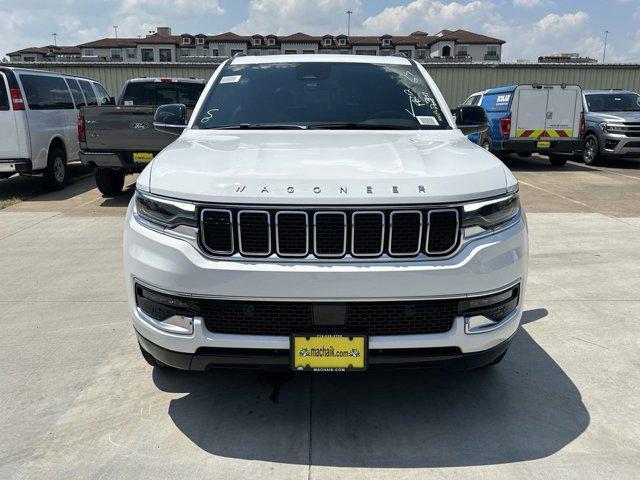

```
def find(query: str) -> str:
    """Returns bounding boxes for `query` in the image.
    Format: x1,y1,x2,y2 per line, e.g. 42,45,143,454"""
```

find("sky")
1,0,639,62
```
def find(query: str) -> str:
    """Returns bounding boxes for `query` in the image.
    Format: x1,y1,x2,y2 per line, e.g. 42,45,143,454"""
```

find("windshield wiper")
306,122,418,130
207,123,307,130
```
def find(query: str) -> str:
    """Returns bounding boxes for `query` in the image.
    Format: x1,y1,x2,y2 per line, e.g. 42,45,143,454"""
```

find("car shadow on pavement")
154,308,590,468
502,155,595,172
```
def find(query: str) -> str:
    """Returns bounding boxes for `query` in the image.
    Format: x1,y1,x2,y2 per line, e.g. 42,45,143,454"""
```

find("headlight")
134,190,198,238
461,193,520,234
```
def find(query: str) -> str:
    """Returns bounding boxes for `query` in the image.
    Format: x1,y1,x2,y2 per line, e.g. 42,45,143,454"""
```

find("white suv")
124,55,528,372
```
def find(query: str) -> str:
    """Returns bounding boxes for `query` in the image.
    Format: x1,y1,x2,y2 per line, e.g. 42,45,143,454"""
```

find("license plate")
291,334,367,371
133,152,154,163
537,141,551,149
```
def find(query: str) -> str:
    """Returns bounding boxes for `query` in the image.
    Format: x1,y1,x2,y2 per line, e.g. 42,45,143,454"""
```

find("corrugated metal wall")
12,62,640,106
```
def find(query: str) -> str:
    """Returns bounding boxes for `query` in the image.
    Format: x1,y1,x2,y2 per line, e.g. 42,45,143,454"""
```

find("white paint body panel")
125,55,528,358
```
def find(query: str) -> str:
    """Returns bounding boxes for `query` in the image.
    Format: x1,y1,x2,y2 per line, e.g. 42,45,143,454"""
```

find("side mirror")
453,105,489,135
154,104,187,136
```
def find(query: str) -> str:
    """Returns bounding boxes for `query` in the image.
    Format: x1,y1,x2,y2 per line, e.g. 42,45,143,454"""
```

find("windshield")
586,92,640,112
121,81,204,108
193,61,450,130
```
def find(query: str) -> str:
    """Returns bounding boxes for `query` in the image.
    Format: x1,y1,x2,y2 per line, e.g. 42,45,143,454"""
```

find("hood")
587,111,640,122
144,129,509,205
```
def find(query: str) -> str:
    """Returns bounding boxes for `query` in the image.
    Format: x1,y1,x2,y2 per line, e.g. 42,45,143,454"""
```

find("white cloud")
512,0,544,7
361,0,489,35
232,0,363,35
115,0,225,37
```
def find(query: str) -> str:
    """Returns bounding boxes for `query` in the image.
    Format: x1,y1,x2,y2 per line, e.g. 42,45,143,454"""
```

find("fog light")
137,308,195,335
465,315,499,334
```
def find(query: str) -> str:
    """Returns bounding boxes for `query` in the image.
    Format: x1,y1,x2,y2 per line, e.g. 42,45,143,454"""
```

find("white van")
0,67,111,189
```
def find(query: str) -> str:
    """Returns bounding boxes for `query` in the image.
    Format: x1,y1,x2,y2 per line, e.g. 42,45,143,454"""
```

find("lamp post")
113,25,119,39
346,10,352,36
602,30,609,63
52,33,58,46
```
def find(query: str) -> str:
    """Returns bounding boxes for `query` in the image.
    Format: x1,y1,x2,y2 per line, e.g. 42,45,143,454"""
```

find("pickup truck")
79,77,206,195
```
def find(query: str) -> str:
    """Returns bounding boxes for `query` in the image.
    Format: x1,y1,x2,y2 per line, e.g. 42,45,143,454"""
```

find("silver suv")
582,89,640,165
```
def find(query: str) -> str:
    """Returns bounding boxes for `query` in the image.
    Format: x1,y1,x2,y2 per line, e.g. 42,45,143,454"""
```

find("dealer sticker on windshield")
416,115,439,126
220,75,241,84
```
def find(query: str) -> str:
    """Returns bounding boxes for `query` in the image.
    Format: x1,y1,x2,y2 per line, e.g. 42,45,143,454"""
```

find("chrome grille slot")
238,210,271,256
201,209,234,255
389,210,422,256
314,212,347,257
426,209,459,255
352,211,384,257
276,211,308,257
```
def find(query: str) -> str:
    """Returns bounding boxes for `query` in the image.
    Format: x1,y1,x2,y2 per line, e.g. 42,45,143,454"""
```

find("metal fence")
8,61,640,106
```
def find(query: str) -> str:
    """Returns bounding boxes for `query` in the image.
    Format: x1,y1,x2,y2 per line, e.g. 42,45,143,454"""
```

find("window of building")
159,49,172,62
23,56,36,62
211,48,219,56
285,50,297,54
267,38,276,46
182,37,191,45
323,38,332,46
196,46,205,56
338,38,347,46
441,45,452,57
78,80,97,106
83,49,94,57
355,49,377,55
179,48,189,57
141,49,154,62
20,74,74,110
196,37,205,45
455,45,468,57
253,38,262,46
230,49,244,56
126,48,136,59
487,45,498,55
302,50,315,54
65,78,85,108
381,38,391,46
110,49,122,60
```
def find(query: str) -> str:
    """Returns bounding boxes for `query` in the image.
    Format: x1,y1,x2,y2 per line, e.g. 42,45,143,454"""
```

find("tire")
43,146,67,190
583,134,600,166
95,168,125,196
548,154,568,167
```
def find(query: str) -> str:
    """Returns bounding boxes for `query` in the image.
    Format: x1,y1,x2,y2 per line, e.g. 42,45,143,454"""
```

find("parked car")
0,67,111,189
463,84,584,167
125,54,528,373
581,89,640,165
79,77,206,195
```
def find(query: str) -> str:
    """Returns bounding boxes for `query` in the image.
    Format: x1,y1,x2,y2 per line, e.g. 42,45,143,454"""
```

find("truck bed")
80,105,172,153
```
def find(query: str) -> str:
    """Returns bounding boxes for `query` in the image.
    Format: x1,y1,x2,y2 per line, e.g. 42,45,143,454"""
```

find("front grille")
607,123,640,137
200,298,458,336
200,206,460,259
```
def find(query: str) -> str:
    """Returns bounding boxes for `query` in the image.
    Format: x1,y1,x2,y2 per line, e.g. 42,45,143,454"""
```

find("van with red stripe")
463,84,584,167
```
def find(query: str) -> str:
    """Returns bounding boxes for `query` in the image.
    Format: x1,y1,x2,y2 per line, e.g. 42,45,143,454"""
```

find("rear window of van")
482,93,512,112
0,76,9,110
20,74,74,110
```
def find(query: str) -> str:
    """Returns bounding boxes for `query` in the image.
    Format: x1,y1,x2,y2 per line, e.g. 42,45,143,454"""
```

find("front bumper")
502,139,582,154
601,134,640,157
124,200,528,366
